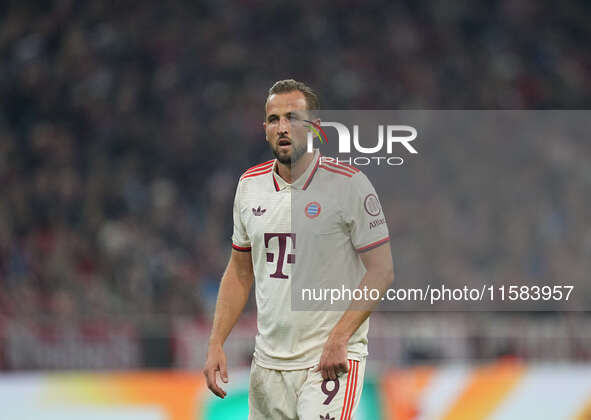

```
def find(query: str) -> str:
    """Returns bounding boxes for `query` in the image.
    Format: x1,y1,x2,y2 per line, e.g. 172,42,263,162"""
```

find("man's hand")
315,336,349,380
203,343,229,398
204,250,254,399
317,243,393,381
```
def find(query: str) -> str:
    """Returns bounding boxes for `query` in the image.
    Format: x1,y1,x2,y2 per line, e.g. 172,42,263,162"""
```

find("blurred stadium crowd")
0,0,590,369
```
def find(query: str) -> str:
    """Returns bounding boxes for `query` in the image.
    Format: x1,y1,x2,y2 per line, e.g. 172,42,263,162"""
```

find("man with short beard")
203,79,393,419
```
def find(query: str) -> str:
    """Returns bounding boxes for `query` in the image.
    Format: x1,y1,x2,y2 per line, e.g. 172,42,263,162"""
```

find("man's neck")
276,152,314,184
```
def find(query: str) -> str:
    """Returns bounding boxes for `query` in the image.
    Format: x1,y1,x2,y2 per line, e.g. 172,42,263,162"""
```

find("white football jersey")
232,149,390,370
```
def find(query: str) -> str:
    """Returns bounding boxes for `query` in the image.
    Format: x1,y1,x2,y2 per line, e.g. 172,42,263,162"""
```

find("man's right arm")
203,248,254,398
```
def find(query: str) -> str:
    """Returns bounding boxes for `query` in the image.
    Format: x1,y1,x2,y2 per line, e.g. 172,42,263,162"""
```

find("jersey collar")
272,149,320,191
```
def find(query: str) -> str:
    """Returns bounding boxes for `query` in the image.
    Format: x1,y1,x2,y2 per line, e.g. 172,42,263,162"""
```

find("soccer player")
203,79,393,419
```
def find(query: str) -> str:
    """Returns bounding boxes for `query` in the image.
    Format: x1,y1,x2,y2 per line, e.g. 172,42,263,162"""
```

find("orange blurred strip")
108,372,207,420
573,396,591,420
439,361,525,420
46,372,207,420
381,366,436,420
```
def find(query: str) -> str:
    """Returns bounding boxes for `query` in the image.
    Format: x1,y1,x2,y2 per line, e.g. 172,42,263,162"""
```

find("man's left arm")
316,241,394,380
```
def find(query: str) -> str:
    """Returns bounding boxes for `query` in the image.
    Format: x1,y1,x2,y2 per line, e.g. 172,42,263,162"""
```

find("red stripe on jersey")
272,173,280,191
339,360,353,420
343,361,356,420
244,161,274,173
323,161,357,175
241,162,274,179
320,165,353,178
338,161,360,172
343,361,354,420
319,158,358,173
302,157,320,190
242,162,274,177
243,165,273,176
356,236,390,253
244,159,274,174
345,361,359,420
232,244,251,252
241,168,272,179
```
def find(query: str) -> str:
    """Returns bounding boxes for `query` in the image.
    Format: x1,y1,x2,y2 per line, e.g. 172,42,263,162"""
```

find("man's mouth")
278,139,291,147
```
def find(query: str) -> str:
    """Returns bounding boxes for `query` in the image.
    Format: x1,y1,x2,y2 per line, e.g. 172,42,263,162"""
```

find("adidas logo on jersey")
252,206,266,216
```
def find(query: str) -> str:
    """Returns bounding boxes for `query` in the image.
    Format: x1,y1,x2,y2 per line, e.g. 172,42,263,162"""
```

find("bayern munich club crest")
364,193,381,216
305,201,321,218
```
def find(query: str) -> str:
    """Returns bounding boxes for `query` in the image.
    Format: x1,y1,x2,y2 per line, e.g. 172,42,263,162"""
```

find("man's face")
264,91,310,165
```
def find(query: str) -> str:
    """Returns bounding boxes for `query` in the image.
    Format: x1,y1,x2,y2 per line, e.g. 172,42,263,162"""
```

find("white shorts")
248,358,365,420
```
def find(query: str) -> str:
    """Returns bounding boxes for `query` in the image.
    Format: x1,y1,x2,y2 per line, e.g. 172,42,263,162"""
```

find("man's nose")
278,117,290,133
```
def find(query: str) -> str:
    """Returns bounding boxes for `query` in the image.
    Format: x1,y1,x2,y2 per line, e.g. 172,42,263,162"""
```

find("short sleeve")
347,173,390,252
231,182,251,251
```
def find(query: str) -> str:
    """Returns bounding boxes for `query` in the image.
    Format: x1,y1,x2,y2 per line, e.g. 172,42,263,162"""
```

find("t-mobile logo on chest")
264,233,296,279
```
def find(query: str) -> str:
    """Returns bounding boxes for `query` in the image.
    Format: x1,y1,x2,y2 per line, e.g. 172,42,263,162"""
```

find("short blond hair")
267,79,320,111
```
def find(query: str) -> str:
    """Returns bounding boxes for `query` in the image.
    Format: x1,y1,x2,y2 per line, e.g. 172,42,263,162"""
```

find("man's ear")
263,121,268,142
